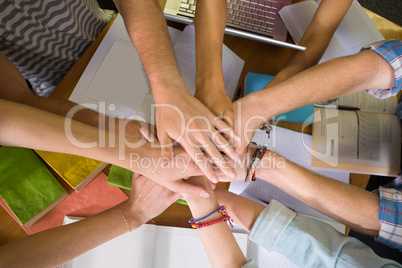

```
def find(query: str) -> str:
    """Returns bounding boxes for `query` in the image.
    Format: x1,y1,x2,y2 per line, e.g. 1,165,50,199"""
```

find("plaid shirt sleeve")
376,177,402,251
361,40,402,99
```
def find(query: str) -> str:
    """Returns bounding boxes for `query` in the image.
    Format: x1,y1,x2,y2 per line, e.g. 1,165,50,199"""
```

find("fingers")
200,138,237,180
210,129,240,164
158,131,174,160
210,182,217,190
132,172,142,180
180,140,219,183
140,127,157,142
168,179,210,198
213,117,240,145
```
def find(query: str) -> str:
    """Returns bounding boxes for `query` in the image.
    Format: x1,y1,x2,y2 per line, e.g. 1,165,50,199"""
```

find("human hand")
128,140,213,197
232,94,267,155
119,173,182,229
153,84,241,184
194,80,235,125
215,147,287,183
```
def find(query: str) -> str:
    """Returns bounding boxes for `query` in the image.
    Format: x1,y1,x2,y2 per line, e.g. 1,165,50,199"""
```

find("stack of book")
0,147,123,233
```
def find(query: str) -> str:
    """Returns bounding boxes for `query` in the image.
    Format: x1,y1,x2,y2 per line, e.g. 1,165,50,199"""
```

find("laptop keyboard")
178,0,278,37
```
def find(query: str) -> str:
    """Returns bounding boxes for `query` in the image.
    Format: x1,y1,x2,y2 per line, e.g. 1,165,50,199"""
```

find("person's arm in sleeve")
234,47,396,150
215,189,401,268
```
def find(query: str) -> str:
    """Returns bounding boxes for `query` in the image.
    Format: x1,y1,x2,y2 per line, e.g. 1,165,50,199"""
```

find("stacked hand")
119,173,182,229
153,86,241,184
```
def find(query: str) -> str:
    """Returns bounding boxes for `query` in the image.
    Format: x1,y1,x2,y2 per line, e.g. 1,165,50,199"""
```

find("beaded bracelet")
188,206,226,223
190,215,234,229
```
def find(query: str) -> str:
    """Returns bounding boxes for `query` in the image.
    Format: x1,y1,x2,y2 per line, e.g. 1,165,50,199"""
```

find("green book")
0,147,68,226
107,165,187,205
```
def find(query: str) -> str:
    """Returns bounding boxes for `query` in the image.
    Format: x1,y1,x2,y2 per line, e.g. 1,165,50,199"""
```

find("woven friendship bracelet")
189,206,233,229
190,215,234,229
188,206,226,223
117,205,131,232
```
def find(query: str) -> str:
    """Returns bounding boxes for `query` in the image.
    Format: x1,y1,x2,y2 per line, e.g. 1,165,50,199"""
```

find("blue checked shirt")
362,40,402,250
361,40,402,100
375,177,402,250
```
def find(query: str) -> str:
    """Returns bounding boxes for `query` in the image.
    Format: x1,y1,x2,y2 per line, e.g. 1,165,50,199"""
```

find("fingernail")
212,176,219,183
200,191,210,198
229,171,236,179
234,134,241,142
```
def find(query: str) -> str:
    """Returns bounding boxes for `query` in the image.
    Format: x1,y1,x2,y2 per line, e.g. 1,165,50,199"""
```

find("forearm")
214,188,265,233
0,202,135,268
184,177,247,268
194,0,227,92
0,51,143,138
256,156,381,236
239,49,395,130
269,0,352,86
0,99,147,173
114,0,184,97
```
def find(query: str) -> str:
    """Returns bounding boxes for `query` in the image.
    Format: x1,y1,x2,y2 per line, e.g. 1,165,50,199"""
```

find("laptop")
163,0,305,50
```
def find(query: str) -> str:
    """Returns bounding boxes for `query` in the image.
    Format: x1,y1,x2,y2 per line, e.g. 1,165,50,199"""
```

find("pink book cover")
0,172,128,235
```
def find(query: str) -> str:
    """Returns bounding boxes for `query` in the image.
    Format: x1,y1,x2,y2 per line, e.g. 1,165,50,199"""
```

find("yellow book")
35,150,108,192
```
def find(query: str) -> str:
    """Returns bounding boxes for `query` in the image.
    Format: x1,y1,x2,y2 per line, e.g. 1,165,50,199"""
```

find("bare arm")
0,52,143,139
269,0,353,86
113,0,239,182
0,99,209,196
183,177,248,268
0,175,181,268
235,50,396,146
254,152,381,236
233,0,352,151
194,0,234,121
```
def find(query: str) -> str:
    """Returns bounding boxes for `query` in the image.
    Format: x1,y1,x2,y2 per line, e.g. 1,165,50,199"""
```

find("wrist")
239,92,270,131
255,151,287,185
195,76,226,98
122,141,153,173
183,177,219,218
118,200,145,231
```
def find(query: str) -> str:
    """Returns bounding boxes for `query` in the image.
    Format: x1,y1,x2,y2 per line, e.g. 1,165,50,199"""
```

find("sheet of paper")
69,15,149,118
66,224,157,268
279,0,384,63
153,226,248,268
60,223,248,268
135,24,244,123
278,0,350,63
335,0,384,54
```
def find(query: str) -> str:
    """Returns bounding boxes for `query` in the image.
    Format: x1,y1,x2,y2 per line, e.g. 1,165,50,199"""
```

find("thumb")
158,132,174,160
169,180,210,198
140,127,157,142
